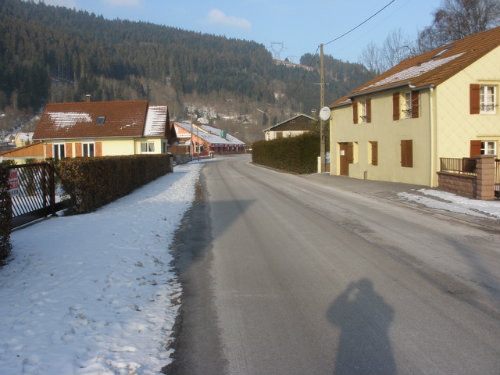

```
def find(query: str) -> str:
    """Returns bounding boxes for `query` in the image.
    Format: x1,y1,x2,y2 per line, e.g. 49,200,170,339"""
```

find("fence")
6,163,68,227
440,157,477,175
438,156,496,200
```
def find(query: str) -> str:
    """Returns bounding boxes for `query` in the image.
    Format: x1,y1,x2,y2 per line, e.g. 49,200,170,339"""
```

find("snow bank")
398,189,500,219
0,162,203,374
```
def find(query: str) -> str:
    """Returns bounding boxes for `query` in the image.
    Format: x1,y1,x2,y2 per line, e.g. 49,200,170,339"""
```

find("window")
96,116,106,125
162,141,167,154
369,141,378,166
53,143,65,160
82,142,95,157
480,85,496,114
481,141,497,156
401,140,413,168
140,142,155,153
353,99,371,124
394,91,419,120
471,84,498,114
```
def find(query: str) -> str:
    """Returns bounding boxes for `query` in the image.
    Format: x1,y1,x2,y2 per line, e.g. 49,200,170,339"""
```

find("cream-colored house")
33,100,174,159
329,27,500,187
264,114,317,141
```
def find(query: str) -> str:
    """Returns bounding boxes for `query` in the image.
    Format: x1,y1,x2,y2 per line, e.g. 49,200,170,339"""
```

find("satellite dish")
319,106,331,121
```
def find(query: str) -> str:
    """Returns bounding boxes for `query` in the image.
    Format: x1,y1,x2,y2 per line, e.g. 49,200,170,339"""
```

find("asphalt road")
167,154,500,375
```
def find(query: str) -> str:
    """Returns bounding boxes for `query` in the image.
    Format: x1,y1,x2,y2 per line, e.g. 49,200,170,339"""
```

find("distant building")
172,122,246,156
14,132,34,148
32,100,175,159
263,114,317,141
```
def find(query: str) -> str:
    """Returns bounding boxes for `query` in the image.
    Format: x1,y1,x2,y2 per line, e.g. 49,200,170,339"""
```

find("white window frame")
480,85,497,114
140,141,155,154
360,101,368,123
53,143,65,160
402,92,412,119
481,141,497,156
82,141,95,157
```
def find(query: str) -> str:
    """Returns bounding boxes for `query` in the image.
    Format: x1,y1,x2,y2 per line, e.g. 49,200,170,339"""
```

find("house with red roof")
173,122,246,157
329,27,499,188
32,100,175,159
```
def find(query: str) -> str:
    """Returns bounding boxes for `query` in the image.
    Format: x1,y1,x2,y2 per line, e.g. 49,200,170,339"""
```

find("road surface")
167,154,500,375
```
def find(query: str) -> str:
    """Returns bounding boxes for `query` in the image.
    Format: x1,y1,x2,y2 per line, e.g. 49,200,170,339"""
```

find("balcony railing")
440,157,477,175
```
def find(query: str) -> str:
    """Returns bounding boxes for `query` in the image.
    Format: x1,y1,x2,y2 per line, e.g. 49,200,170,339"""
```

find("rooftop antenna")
269,42,285,60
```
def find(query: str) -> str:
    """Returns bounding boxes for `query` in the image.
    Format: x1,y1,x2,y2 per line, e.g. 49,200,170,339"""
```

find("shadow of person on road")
327,278,396,375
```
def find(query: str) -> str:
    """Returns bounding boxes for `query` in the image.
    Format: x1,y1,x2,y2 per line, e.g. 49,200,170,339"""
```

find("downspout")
429,86,436,187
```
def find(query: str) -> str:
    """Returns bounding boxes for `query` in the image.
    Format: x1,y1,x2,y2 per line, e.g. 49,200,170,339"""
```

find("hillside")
0,0,374,141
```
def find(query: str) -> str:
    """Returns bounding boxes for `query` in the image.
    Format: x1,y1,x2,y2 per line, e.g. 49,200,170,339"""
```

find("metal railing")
6,162,69,227
440,157,477,175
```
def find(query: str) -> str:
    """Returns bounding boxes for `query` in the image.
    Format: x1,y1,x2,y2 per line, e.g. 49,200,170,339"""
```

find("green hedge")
58,154,171,214
0,167,13,262
252,133,320,174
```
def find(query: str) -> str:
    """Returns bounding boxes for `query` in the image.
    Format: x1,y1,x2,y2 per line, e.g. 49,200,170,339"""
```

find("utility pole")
320,43,326,173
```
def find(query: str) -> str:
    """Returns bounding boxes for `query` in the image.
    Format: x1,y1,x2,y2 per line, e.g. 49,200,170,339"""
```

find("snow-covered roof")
34,101,149,140
364,53,465,90
143,105,168,137
341,27,500,100
47,112,93,128
174,122,245,146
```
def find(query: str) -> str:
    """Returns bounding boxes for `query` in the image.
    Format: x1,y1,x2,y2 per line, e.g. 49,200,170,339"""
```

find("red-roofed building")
329,27,500,187
32,100,176,159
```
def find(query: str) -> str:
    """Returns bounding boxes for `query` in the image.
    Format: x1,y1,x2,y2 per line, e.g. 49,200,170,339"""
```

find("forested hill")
0,0,374,140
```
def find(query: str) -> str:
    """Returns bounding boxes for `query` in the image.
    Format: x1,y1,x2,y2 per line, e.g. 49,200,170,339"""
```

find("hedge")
57,154,171,214
0,166,13,262
252,133,320,174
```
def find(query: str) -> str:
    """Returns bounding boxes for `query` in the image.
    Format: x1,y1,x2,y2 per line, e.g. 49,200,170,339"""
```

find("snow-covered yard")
0,162,203,375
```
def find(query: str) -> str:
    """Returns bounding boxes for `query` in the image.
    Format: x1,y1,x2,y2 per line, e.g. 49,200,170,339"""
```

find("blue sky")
41,0,438,64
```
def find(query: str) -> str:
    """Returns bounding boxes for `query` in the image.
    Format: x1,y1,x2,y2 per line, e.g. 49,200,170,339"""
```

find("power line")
323,0,396,47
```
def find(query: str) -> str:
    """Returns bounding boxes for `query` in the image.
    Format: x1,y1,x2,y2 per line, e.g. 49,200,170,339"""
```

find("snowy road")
169,154,500,375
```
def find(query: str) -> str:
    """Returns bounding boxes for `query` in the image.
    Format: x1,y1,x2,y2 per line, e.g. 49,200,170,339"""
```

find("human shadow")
327,279,396,375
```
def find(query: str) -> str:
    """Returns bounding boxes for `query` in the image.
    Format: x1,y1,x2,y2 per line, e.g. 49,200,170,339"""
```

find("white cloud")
102,0,141,6
207,9,251,30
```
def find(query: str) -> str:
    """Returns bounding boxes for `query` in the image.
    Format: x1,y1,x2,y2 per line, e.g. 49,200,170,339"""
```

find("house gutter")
348,82,436,100
429,85,436,187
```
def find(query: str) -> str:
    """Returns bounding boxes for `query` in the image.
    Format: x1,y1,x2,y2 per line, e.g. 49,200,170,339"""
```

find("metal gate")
6,163,68,227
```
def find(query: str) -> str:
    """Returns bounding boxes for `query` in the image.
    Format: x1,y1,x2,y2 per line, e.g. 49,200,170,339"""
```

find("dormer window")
96,116,106,125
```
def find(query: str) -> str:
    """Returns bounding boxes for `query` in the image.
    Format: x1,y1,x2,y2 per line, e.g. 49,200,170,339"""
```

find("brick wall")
437,155,496,200
437,172,476,198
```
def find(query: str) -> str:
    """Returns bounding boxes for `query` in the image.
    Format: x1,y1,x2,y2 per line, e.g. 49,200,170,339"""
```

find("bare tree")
417,0,500,52
359,41,383,74
359,29,414,74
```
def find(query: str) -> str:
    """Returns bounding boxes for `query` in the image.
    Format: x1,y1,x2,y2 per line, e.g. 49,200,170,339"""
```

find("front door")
339,143,349,176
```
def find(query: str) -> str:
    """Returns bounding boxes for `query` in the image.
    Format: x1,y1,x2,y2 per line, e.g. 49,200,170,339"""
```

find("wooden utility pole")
320,44,326,173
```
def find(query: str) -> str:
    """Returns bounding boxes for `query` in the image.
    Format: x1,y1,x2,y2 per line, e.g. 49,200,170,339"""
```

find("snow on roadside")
0,162,203,374
398,189,500,219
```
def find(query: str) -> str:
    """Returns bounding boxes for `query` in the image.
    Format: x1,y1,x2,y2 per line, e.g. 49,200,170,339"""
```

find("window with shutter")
470,140,482,157
352,101,358,124
411,91,419,118
370,141,378,166
393,93,399,120
401,140,413,168
470,84,480,114
366,99,372,123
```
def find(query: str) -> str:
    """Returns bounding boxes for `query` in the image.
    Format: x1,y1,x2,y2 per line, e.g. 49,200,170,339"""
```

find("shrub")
252,133,320,174
0,167,13,262
57,154,170,214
